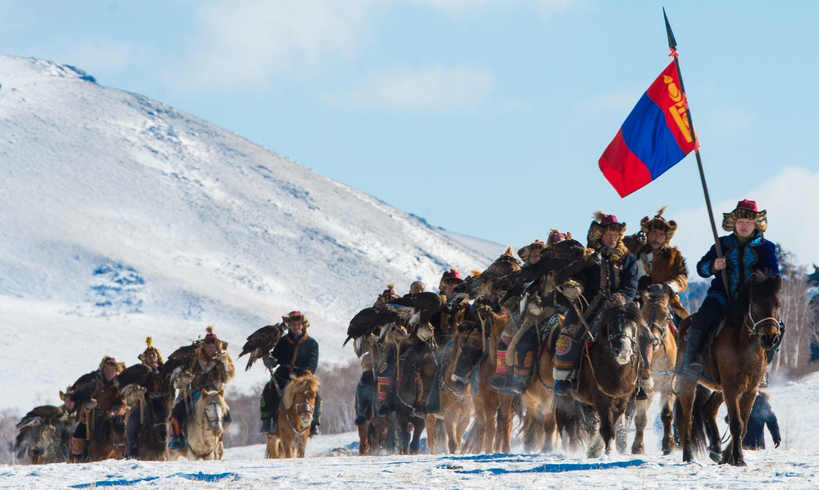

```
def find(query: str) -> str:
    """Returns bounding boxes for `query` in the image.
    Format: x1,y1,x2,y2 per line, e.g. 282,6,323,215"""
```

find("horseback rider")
124,337,164,459
487,238,545,392
68,356,126,462
492,230,575,395
355,285,400,426
553,212,641,396
632,208,689,399
168,326,235,451
260,311,321,435
376,277,453,417
635,207,689,320
679,199,779,380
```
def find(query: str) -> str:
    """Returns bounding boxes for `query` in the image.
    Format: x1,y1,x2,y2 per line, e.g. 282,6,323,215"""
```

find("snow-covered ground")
3,373,818,489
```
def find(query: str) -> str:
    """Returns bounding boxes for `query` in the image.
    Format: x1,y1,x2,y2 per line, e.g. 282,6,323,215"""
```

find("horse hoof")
631,444,644,455
662,449,671,456
709,450,722,463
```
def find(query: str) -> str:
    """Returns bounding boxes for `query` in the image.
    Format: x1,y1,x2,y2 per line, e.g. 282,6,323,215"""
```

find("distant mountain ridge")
0,56,504,408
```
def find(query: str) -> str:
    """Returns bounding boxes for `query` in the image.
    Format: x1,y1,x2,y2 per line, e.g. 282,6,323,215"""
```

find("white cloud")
575,87,642,116
170,0,378,91
672,166,819,271
406,0,575,17
321,64,494,112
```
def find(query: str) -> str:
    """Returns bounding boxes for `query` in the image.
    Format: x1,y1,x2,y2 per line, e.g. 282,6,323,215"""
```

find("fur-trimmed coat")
190,351,235,395
697,230,779,301
580,241,639,305
636,244,689,318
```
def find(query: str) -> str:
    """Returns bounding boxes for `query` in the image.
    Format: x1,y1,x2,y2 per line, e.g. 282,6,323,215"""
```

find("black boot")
553,378,574,396
260,418,272,434
451,346,483,395
355,371,375,426
680,329,706,380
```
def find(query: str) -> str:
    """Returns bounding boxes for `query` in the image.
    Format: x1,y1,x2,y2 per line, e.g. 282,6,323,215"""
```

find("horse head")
16,418,58,463
283,374,319,431
639,285,674,349
199,389,228,437
148,391,173,444
743,272,783,351
599,302,643,366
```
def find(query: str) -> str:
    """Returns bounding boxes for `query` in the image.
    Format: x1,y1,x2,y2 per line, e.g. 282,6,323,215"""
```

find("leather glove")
262,355,277,370
558,280,583,301
774,439,781,449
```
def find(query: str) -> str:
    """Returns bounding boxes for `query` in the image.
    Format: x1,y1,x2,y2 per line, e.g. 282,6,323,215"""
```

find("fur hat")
546,229,571,247
641,206,678,242
374,283,400,305
282,310,310,329
587,211,627,247
722,199,767,233
98,355,126,374
517,240,544,262
202,325,229,349
137,336,164,365
439,268,463,291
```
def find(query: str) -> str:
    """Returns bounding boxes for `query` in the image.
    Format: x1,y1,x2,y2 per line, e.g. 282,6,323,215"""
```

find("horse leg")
631,398,649,454
702,391,724,462
660,389,676,455
676,378,698,462
410,419,423,455
720,388,747,466
495,396,513,453
543,401,558,453
358,424,370,455
424,415,438,454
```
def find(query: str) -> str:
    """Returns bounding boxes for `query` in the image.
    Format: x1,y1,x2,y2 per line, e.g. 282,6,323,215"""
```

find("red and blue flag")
598,61,696,197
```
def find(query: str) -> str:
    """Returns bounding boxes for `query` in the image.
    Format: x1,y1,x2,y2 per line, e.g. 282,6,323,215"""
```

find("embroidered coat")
697,230,779,304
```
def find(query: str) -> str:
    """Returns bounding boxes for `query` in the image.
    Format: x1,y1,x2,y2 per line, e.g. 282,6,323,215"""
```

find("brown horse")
266,374,319,458
677,272,782,466
633,287,679,455
461,306,515,454
519,314,563,453
571,302,645,457
426,335,473,454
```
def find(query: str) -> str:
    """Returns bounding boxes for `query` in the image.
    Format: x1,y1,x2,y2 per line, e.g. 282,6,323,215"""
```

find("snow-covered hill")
0,56,504,410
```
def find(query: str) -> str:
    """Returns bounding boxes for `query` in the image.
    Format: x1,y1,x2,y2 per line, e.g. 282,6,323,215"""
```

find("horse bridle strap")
745,304,780,338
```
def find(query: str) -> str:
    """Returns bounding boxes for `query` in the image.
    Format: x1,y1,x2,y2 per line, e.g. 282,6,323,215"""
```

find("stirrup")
759,371,769,388
451,378,467,396
489,375,511,394
354,414,368,426
678,361,703,381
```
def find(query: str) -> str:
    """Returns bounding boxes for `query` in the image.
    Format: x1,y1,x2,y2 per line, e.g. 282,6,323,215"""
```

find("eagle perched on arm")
237,323,285,371
343,292,444,346
501,238,593,306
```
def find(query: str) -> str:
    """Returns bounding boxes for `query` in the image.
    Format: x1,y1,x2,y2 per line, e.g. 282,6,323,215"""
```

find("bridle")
745,303,782,349
284,392,315,446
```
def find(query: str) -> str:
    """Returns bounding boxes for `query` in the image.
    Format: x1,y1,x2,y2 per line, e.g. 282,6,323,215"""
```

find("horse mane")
730,271,782,320
194,390,228,418
598,302,644,332
282,375,318,411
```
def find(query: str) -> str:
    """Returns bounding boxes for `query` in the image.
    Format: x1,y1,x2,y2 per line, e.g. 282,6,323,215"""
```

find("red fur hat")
587,211,627,246
641,206,678,242
439,268,463,291
722,199,767,233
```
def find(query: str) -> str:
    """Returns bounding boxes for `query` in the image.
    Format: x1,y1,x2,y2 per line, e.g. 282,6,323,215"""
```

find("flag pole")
663,7,730,296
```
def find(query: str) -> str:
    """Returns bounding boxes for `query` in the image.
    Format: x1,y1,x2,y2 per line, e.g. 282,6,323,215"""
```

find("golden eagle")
237,323,285,371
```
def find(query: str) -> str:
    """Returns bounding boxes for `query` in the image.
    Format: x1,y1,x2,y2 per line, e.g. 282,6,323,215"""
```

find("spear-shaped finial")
663,7,677,50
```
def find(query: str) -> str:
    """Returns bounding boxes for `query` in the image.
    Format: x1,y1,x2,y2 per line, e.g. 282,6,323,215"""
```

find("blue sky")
3,0,818,269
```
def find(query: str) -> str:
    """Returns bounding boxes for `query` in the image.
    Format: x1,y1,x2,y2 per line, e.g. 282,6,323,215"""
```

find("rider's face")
145,350,159,368
602,230,620,249
203,342,218,357
289,320,304,335
648,230,667,250
103,364,117,381
735,218,756,237
528,249,542,265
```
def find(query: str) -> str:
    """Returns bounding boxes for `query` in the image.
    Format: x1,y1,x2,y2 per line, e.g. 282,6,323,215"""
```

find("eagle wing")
115,363,152,389
343,307,380,346
69,372,98,406
160,344,199,389
501,239,590,305
238,324,284,371
17,405,64,428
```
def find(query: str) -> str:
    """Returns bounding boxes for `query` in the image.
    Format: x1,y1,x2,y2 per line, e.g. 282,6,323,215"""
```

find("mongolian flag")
598,61,696,197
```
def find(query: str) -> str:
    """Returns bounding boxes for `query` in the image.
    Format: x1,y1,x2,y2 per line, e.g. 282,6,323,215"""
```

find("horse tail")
674,384,708,455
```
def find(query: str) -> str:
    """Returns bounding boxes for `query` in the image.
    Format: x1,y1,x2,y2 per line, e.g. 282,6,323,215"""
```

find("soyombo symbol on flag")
598,61,696,197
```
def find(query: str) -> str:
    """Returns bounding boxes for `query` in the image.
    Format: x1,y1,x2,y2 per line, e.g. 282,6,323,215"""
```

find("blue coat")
697,230,779,303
